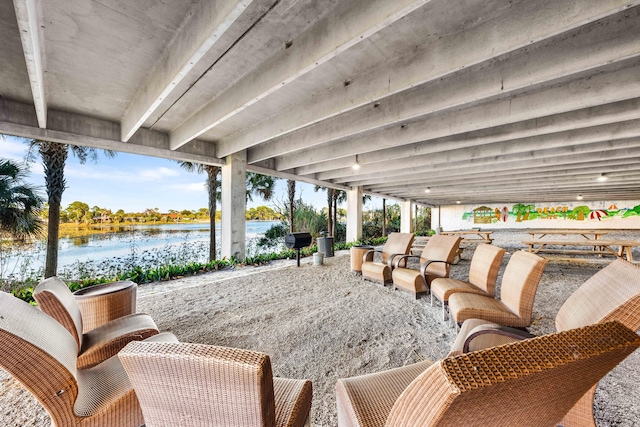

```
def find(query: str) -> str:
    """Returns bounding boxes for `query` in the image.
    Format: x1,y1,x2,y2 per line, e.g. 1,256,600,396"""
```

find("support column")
401,200,413,233
346,186,363,242
221,151,247,260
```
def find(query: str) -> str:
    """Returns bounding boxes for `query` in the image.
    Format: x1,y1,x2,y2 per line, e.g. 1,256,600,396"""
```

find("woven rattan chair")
336,321,640,427
361,232,414,284
0,291,178,427
119,340,313,427
430,244,505,320
447,250,548,328
450,258,640,427
390,235,462,299
34,277,159,369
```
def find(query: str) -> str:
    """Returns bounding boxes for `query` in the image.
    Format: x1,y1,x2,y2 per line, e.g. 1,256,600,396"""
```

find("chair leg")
430,293,434,307
442,303,447,321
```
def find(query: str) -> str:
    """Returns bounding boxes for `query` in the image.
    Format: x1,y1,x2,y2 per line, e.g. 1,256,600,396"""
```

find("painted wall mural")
436,201,640,231
463,203,640,224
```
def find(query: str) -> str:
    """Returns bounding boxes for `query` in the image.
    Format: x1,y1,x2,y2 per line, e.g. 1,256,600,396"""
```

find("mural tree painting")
512,203,535,222
572,205,591,221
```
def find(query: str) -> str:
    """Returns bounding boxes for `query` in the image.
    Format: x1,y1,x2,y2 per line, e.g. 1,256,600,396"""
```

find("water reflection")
2,221,280,279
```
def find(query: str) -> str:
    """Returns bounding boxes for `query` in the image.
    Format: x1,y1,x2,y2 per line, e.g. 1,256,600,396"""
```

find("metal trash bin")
317,236,335,257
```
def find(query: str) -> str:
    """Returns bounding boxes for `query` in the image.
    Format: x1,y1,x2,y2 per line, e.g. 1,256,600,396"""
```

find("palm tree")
246,172,275,202
177,165,275,261
287,179,296,232
0,159,44,240
26,140,115,277
177,162,221,261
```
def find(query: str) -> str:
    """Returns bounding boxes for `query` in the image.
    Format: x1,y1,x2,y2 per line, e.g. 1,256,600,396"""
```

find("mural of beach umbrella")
589,209,609,221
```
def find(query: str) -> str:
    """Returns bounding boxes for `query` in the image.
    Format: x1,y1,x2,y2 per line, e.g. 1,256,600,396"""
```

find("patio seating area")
1,230,639,426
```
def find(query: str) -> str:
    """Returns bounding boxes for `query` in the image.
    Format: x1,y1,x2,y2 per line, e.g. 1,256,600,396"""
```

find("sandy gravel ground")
1,230,639,426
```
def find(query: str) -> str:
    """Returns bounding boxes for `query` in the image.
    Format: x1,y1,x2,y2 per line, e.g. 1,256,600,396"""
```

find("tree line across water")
41,201,282,224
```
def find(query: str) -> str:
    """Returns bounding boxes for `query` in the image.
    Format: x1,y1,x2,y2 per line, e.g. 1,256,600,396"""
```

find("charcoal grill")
285,232,312,266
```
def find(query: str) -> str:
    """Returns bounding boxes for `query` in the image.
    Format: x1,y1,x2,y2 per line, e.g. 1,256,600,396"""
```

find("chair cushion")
391,267,427,294
34,277,84,350
336,360,434,427
555,259,640,332
430,278,485,303
75,332,178,418
361,262,391,284
448,293,529,327
273,377,313,427
79,313,159,369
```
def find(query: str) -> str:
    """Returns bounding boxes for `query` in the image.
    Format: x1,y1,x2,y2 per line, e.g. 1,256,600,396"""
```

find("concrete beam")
169,0,428,150
366,161,640,192
346,186,363,243
293,98,640,175
336,142,640,186
250,4,640,165
221,151,247,260
0,99,222,165
120,0,255,142
226,0,640,160
316,119,640,180
12,0,46,128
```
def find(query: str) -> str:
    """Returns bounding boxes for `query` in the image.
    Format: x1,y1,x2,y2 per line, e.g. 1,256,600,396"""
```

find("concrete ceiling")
2,0,640,206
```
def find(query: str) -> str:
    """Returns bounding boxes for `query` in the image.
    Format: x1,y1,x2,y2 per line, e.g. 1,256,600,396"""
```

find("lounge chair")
34,276,159,369
447,250,548,327
119,340,313,427
361,232,414,284
450,258,640,427
0,291,178,427
335,322,640,427
390,234,461,298
430,244,505,320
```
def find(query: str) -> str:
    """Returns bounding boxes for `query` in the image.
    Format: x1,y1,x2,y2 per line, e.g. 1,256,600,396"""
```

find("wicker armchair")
450,259,640,427
390,235,461,298
0,291,178,427
336,322,640,427
34,277,159,369
119,341,313,427
447,250,548,327
361,232,414,284
430,244,505,320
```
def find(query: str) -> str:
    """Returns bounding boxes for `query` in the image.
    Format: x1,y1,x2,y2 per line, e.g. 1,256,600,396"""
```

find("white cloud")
1,136,31,161
138,167,179,180
169,182,206,192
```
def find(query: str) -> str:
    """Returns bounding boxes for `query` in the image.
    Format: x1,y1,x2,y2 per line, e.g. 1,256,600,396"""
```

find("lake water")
1,221,281,280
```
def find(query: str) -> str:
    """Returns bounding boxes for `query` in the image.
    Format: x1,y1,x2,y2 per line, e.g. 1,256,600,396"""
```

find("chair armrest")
362,249,380,264
463,323,535,353
419,260,453,278
393,254,421,269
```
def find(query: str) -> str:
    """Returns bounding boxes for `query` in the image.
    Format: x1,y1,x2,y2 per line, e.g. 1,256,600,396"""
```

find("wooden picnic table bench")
522,239,640,263
525,229,610,240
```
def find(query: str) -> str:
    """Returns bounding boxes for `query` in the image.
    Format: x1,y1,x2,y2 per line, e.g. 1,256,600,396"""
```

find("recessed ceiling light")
424,187,431,193
577,195,583,200
597,173,608,182
456,200,461,204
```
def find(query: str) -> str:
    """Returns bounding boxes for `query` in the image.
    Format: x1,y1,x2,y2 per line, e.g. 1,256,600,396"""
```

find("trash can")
317,236,335,257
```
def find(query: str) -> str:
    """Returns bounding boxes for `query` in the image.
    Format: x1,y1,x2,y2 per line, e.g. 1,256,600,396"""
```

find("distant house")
473,206,493,224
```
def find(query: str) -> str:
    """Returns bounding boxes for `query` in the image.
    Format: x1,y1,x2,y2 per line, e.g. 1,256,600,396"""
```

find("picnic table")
441,230,493,244
525,229,610,240
522,239,640,263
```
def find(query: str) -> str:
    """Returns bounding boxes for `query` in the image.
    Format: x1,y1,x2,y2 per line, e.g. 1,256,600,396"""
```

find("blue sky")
2,135,383,213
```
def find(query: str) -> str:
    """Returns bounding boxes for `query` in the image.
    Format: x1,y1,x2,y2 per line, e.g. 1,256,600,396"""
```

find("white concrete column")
221,151,247,260
432,206,442,233
401,200,413,233
346,186,363,242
